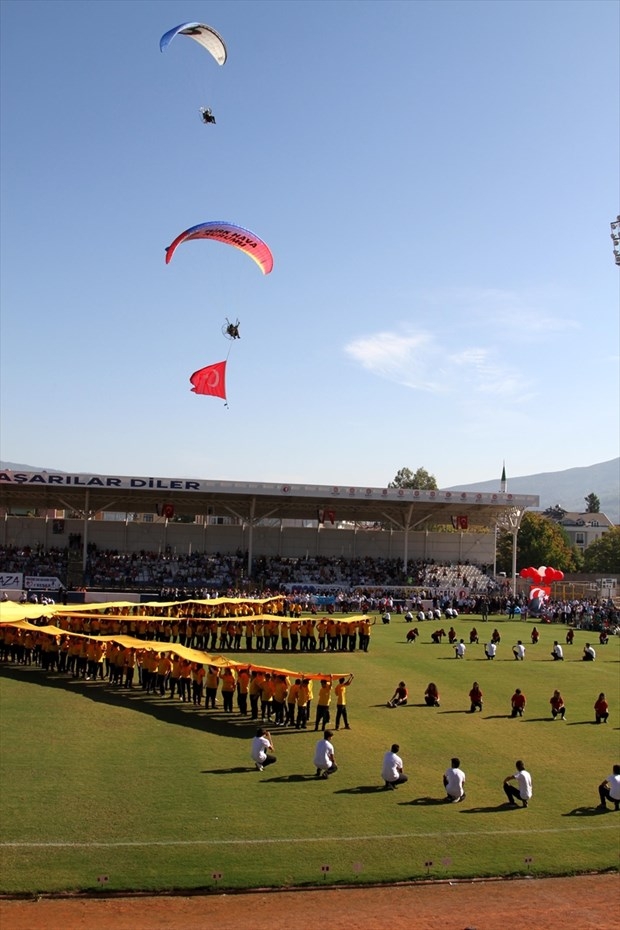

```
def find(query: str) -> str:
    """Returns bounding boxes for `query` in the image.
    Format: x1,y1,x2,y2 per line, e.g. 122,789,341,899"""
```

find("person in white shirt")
454,640,466,659
551,641,564,661
314,730,338,779
381,744,408,790
503,760,533,808
583,643,596,661
598,765,620,811
512,641,526,660
485,641,497,660
443,757,466,802
250,728,276,772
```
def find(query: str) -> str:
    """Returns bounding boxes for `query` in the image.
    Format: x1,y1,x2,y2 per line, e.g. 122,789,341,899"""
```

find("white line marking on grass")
2,825,617,849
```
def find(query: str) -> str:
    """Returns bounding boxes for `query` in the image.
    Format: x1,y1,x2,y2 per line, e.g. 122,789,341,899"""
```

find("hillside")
445,458,619,524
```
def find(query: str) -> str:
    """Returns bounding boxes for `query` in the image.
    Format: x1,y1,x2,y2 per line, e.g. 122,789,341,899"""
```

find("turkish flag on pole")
190,361,227,399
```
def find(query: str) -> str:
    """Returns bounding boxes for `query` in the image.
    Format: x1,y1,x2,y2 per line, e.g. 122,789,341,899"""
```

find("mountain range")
1,458,619,524
445,458,619,524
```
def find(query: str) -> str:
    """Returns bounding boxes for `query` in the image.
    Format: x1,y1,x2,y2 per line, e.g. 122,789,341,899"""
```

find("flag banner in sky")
190,361,227,399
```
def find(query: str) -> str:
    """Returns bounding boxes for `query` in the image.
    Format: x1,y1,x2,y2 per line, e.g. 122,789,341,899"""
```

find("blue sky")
1,0,618,488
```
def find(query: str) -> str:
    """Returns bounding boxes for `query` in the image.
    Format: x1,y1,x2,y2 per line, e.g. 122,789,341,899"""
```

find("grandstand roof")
0,469,539,530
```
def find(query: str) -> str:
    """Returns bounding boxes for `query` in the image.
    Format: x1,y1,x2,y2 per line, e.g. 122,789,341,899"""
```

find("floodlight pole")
495,506,529,597
611,215,620,265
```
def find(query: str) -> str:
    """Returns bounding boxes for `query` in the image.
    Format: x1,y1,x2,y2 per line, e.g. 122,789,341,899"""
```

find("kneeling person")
443,757,466,802
382,743,408,790
251,728,276,772
314,730,338,779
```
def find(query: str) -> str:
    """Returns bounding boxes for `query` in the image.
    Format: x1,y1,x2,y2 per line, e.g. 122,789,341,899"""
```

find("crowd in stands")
1,545,497,595
1,545,617,630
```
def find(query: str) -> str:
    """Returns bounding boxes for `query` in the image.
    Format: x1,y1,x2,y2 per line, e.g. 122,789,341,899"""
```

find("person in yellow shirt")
335,674,353,730
260,673,275,721
236,666,250,715
299,619,310,652
205,665,220,709
286,679,301,726
144,650,158,693
86,639,98,680
296,678,311,729
268,620,280,652
220,668,237,713
179,659,193,702
77,640,88,679
124,648,136,689
249,671,263,720
156,653,172,696
359,616,372,653
272,674,289,726
169,655,183,699
58,634,70,672
107,643,121,685
192,663,206,706
307,677,314,720
314,679,332,731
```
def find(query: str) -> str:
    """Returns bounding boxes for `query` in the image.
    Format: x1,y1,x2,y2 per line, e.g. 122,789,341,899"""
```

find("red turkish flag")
190,361,227,399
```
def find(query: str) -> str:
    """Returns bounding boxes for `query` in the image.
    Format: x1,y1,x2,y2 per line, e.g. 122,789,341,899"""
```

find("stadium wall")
1,517,495,566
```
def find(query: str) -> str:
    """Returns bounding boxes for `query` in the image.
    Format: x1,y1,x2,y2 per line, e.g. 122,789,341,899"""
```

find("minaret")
500,462,507,494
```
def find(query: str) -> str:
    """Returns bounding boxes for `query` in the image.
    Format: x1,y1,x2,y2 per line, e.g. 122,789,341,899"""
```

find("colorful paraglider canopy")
160,22,227,65
190,361,227,400
165,222,274,275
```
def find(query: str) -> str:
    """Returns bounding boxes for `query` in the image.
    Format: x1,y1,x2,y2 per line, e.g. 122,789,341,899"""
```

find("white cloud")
416,285,580,339
344,328,532,399
344,330,446,392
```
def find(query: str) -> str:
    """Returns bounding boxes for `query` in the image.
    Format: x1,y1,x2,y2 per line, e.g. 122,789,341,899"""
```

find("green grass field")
1,617,619,894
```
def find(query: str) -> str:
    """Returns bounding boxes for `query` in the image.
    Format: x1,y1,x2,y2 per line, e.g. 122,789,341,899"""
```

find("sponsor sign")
0,573,23,590
24,576,63,592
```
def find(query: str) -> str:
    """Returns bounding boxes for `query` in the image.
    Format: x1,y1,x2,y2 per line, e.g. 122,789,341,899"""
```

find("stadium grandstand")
0,468,538,599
